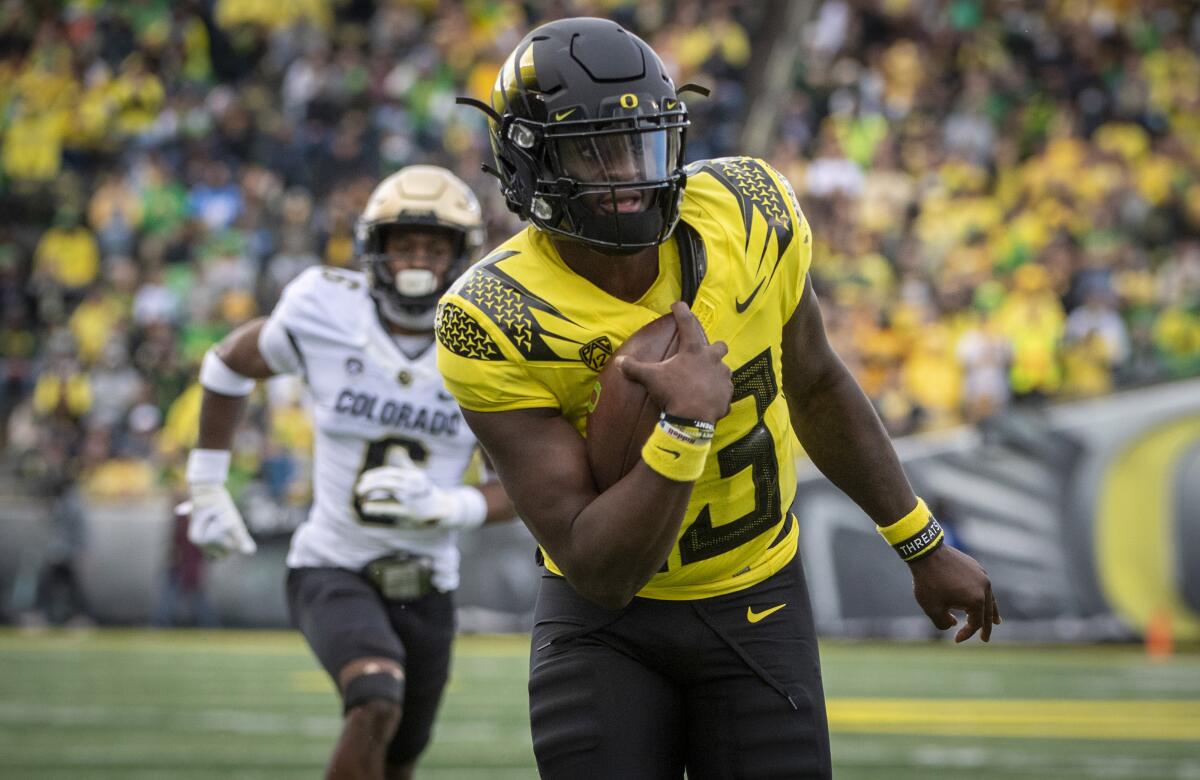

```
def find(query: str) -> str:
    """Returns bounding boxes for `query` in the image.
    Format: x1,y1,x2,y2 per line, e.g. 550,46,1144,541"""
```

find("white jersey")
259,266,478,590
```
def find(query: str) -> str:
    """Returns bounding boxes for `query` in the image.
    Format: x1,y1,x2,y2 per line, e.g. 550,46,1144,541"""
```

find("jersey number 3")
678,349,781,565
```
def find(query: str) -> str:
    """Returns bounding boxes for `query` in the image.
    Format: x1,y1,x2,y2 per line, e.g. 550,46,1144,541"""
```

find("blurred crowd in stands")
1,0,1198,519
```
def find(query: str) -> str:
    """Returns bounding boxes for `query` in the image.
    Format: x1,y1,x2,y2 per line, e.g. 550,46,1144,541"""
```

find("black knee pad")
343,670,404,714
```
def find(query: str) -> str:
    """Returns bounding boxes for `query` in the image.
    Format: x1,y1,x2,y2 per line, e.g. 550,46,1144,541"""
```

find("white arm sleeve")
258,315,305,376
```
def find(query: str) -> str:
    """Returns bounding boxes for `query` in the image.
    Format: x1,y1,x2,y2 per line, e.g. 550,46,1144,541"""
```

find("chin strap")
371,294,436,332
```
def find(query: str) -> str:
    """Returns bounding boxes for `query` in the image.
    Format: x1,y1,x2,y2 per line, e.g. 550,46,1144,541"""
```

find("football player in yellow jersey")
439,18,999,779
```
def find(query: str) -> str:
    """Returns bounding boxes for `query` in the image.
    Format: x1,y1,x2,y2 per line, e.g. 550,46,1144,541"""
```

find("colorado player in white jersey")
181,166,513,780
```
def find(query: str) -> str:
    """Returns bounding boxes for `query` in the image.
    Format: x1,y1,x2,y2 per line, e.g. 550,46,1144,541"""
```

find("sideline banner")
793,378,1200,641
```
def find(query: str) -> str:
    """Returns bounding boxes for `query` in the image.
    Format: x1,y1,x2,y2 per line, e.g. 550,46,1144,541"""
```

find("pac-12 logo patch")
579,336,613,371
345,357,364,375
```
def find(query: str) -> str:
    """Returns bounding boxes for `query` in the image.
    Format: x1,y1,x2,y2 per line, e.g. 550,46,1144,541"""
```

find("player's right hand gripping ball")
585,313,679,491
181,484,258,558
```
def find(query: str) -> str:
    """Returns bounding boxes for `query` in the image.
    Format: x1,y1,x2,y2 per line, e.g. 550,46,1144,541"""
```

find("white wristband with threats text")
199,349,256,396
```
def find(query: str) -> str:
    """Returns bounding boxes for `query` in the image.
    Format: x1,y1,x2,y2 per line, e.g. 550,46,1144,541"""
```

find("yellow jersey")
437,156,812,599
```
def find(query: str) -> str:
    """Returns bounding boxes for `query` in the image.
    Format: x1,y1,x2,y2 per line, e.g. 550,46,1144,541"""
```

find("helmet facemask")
500,111,688,255
362,226,467,330
548,120,686,253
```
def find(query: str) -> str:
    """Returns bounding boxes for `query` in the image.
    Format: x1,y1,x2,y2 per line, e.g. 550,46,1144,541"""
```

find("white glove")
181,483,258,558
355,454,487,531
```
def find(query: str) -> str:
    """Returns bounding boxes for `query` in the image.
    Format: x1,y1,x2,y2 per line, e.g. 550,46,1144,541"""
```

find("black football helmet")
476,18,691,254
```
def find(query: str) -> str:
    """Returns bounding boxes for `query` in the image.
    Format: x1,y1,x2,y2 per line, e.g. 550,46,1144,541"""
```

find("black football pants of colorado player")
528,551,832,779
286,566,455,765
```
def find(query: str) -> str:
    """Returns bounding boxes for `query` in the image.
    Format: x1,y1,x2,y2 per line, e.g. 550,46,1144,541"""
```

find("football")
586,313,680,491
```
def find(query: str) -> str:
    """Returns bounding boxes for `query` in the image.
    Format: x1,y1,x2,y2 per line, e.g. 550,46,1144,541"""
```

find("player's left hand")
180,483,258,558
355,454,486,531
908,545,1001,643
356,460,447,528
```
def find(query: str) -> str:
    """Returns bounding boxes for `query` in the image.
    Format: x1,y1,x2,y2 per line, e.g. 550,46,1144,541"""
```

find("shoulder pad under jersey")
271,266,371,347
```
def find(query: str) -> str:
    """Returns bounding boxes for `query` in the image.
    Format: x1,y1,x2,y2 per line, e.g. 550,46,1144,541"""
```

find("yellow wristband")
877,497,945,561
641,420,711,482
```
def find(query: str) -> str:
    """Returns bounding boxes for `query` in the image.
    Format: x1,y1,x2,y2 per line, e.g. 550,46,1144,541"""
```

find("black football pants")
286,566,455,764
528,552,832,779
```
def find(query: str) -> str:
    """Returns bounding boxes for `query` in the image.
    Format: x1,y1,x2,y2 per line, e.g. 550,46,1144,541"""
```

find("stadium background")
0,0,1197,777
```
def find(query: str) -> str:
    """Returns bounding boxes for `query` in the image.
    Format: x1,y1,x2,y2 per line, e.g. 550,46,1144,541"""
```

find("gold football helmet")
357,165,485,329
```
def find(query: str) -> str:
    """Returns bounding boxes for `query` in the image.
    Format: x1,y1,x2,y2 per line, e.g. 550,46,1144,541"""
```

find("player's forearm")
462,407,692,608
194,321,274,452
196,390,249,451
788,359,916,527
555,470,693,610
478,480,516,524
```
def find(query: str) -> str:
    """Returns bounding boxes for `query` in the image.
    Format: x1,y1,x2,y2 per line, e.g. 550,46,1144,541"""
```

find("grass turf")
0,630,1197,779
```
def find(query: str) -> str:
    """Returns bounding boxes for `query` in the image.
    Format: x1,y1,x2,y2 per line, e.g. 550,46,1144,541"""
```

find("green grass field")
0,630,1197,779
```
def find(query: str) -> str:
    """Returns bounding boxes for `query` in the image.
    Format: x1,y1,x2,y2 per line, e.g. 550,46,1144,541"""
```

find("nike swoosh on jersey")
554,108,577,121
656,446,681,460
734,278,765,313
746,603,786,623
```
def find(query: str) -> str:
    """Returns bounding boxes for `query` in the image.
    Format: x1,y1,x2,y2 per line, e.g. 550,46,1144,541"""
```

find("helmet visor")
554,127,680,187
